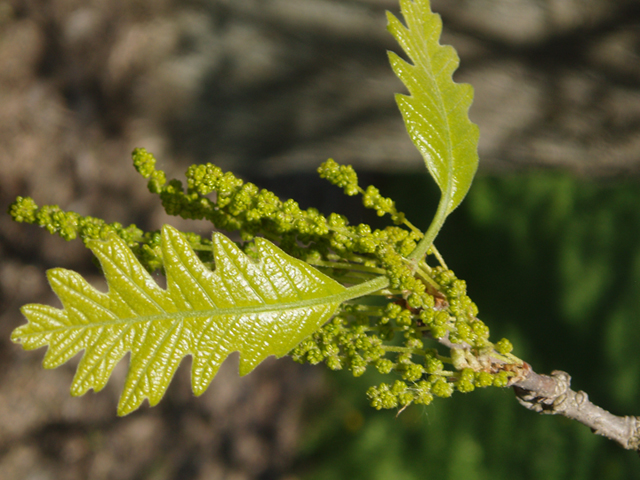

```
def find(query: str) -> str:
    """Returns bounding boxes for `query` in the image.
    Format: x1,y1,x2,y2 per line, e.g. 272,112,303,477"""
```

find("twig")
511,363,640,451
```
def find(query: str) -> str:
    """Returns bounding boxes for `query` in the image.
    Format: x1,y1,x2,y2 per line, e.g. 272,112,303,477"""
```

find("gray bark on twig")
512,364,640,451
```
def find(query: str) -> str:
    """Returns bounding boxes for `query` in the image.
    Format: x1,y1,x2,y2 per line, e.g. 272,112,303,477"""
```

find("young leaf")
387,0,479,258
12,225,347,415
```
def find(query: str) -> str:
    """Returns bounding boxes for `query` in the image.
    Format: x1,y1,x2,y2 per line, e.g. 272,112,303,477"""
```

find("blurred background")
1,0,640,478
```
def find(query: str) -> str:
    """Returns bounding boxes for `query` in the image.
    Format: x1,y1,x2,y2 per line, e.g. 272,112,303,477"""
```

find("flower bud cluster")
317,158,359,196
9,196,144,244
290,313,385,377
7,196,208,274
367,380,433,409
318,159,405,224
431,267,490,347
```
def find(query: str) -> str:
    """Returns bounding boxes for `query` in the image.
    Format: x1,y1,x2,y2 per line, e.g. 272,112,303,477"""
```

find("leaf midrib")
25,290,349,335
400,17,456,207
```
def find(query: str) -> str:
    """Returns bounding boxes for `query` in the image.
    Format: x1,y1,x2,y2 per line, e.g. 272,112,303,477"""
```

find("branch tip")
512,367,640,452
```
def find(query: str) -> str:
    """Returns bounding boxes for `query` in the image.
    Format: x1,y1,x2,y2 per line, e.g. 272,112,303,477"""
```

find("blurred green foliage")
296,172,640,479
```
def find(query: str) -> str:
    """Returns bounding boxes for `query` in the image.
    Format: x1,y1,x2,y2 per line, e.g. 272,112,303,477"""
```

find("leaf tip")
117,395,144,417
10,328,24,345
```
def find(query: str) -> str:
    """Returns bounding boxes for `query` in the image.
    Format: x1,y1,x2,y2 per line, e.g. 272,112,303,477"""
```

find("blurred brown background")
1,0,640,478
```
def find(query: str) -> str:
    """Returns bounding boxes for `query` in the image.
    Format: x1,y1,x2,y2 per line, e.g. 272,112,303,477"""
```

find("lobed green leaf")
12,225,346,415
388,0,479,217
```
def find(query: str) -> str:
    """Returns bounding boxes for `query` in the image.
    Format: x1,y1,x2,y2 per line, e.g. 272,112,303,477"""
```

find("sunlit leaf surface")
13,225,345,415
388,0,479,215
